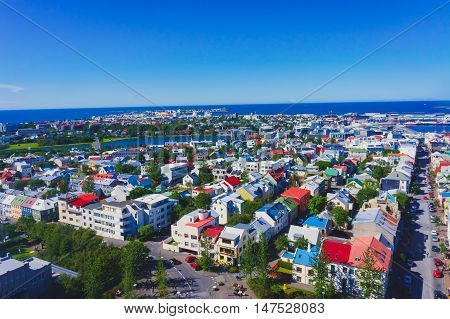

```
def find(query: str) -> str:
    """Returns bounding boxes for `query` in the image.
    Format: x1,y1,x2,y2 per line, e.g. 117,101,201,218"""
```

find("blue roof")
293,246,319,267
282,252,294,260
303,216,329,229
257,203,286,221
441,192,450,198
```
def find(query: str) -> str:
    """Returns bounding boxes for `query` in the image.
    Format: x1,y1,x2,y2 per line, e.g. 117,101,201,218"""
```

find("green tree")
121,241,149,297
356,186,378,207
156,258,168,298
194,193,211,209
58,178,69,193
82,178,94,193
331,206,349,229
198,166,213,184
251,236,271,298
197,235,214,271
241,242,256,279
395,192,410,210
16,216,35,233
144,163,162,184
129,187,152,200
372,165,391,181
294,236,309,250
308,196,327,215
274,234,289,252
137,225,155,242
315,161,332,171
411,183,420,195
356,248,384,299
312,248,335,298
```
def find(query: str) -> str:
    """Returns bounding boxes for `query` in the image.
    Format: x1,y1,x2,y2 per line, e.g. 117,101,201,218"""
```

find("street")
389,147,445,298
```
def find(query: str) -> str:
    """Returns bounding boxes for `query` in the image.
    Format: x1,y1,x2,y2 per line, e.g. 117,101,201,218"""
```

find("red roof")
194,187,214,193
70,193,99,207
333,165,348,172
224,176,241,187
203,225,224,240
322,239,352,265
186,216,215,228
281,187,310,204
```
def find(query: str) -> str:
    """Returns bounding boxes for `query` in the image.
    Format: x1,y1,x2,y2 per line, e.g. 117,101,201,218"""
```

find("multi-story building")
58,193,99,227
10,195,27,219
254,202,289,239
0,254,53,299
91,201,141,240
216,223,256,265
211,192,244,225
171,209,219,255
322,237,392,298
31,198,58,222
161,163,189,184
133,194,177,231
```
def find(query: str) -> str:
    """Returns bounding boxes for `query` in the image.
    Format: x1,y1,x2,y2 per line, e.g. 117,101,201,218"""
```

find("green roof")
11,195,27,206
324,167,339,177
275,197,298,211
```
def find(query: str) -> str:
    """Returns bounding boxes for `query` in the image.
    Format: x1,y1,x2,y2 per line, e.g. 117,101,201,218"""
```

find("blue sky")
0,0,449,109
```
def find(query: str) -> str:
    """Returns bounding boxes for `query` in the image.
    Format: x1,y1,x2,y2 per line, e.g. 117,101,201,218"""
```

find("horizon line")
1,98,450,112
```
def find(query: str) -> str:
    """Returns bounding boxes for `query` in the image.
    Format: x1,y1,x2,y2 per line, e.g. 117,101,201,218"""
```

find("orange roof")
349,236,392,272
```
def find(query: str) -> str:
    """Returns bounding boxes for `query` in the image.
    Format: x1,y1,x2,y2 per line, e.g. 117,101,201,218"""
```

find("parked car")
424,196,428,200
433,258,443,267
433,269,443,278
431,230,437,236
406,259,414,267
431,246,440,252
403,275,412,285
432,236,439,242
189,261,200,271
434,290,446,299
184,255,197,263
169,258,182,265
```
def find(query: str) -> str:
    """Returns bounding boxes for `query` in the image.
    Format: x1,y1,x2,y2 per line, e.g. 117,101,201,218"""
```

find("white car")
432,236,439,242
431,230,437,236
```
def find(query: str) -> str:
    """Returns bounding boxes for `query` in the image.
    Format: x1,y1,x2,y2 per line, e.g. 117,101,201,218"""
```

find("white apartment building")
161,163,189,183
133,194,177,231
171,209,219,255
211,192,244,225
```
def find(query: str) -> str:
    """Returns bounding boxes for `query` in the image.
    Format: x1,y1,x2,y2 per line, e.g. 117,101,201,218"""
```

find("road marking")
174,267,193,293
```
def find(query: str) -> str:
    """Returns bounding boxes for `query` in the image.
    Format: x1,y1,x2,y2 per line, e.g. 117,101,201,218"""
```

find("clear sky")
0,0,449,109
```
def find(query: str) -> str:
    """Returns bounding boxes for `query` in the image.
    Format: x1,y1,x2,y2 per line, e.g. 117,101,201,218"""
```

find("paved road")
404,150,444,298
145,241,215,298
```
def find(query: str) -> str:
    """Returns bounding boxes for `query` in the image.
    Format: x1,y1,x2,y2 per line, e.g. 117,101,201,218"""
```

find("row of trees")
21,218,149,298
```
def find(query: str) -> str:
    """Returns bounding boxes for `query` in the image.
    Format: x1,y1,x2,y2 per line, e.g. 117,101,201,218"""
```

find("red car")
424,196,428,200
184,255,197,263
189,261,200,271
433,269,443,278
433,258,443,267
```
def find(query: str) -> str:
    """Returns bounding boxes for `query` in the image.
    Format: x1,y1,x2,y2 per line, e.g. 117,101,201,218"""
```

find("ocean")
0,100,449,125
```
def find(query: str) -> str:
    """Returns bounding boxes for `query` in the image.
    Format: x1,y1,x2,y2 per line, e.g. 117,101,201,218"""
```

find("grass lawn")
11,247,35,260
102,137,129,142
6,142,40,150
277,267,293,275
6,141,91,151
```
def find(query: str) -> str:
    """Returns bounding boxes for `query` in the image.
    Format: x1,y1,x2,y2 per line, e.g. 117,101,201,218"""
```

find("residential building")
0,254,53,299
